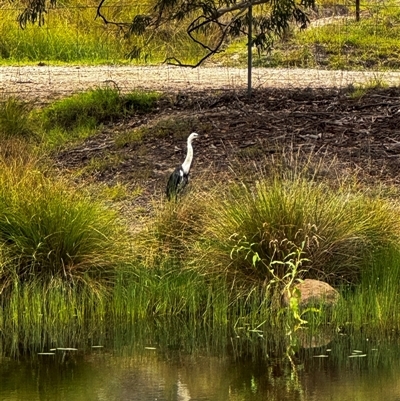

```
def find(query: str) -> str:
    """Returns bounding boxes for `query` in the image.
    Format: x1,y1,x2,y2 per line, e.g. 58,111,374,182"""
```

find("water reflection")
1,324,400,401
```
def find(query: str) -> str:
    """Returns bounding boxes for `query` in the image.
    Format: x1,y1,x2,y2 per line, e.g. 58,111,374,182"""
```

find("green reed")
332,244,400,334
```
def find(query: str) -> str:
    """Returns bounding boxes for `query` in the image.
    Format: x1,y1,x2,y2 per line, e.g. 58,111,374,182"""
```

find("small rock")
282,279,339,308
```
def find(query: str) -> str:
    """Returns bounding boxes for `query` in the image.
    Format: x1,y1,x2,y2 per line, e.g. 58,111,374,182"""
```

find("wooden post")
247,3,252,97
355,0,360,21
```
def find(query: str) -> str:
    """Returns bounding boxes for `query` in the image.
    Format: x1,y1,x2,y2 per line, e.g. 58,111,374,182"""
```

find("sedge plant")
0,97,37,140
0,157,129,290
203,173,400,287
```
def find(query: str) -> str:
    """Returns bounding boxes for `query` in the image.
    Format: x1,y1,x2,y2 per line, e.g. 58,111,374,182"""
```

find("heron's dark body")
166,167,189,201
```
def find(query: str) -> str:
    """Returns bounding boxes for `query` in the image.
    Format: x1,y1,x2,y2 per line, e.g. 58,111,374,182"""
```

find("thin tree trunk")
355,0,360,21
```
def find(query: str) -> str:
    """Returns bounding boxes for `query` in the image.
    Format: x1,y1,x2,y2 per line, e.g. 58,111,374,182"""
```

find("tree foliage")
17,0,57,28
16,0,316,66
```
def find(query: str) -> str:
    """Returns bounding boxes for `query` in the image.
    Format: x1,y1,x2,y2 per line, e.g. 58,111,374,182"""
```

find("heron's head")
188,132,199,143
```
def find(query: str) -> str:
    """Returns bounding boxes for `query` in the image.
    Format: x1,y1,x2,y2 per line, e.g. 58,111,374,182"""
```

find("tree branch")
214,0,268,18
96,0,130,28
166,7,247,68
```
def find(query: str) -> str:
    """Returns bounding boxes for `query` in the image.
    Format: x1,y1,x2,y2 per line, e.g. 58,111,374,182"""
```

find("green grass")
3,88,400,352
37,87,160,150
348,76,389,98
0,1,212,65
0,97,36,140
193,173,399,287
0,88,161,154
0,5,146,64
214,1,400,70
0,155,132,353
0,277,108,354
124,161,400,336
0,88,161,152
261,3,400,70
2,0,400,69
333,245,400,333
41,87,160,130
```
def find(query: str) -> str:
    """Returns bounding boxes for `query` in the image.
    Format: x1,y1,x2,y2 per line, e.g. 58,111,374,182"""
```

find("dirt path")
1,65,400,103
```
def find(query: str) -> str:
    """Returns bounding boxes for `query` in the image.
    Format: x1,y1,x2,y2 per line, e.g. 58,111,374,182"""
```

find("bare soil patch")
54,87,400,208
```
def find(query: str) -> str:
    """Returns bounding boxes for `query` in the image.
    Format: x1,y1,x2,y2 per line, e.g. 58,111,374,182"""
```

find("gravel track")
1,65,400,102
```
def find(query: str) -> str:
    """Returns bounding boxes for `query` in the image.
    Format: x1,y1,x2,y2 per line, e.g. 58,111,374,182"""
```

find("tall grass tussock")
204,175,400,285
0,97,36,140
0,155,133,352
0,157,129,290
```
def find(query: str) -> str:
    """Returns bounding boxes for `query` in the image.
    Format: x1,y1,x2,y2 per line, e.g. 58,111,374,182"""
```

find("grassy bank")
1,0,400,70
217,0,400,70
0,1,209,65
2,88,400,356
2,164,400,354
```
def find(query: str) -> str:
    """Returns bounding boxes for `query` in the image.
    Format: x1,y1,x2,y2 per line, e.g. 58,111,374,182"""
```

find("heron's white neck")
181,136,195,174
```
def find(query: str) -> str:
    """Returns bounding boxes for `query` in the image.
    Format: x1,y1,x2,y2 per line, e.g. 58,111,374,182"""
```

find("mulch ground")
54,87,400,208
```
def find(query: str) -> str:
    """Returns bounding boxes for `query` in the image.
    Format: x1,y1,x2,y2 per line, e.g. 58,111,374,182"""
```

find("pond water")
1,329,400,401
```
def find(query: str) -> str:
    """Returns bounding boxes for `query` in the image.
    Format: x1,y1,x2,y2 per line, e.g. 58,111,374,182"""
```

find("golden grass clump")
200,172,400,286
0,157,130,290
133,186,210,267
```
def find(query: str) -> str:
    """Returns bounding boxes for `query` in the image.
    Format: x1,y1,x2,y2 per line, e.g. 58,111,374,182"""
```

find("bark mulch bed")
55,87,400,207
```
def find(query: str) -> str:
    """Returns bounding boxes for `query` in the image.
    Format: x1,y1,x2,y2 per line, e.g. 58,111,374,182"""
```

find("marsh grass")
133,191,207,267
130,154,400,323
3,145,400,352
113,154,400,346
111,267,207,322
333,245,400,333
0,277,108,354
200,170,400,286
